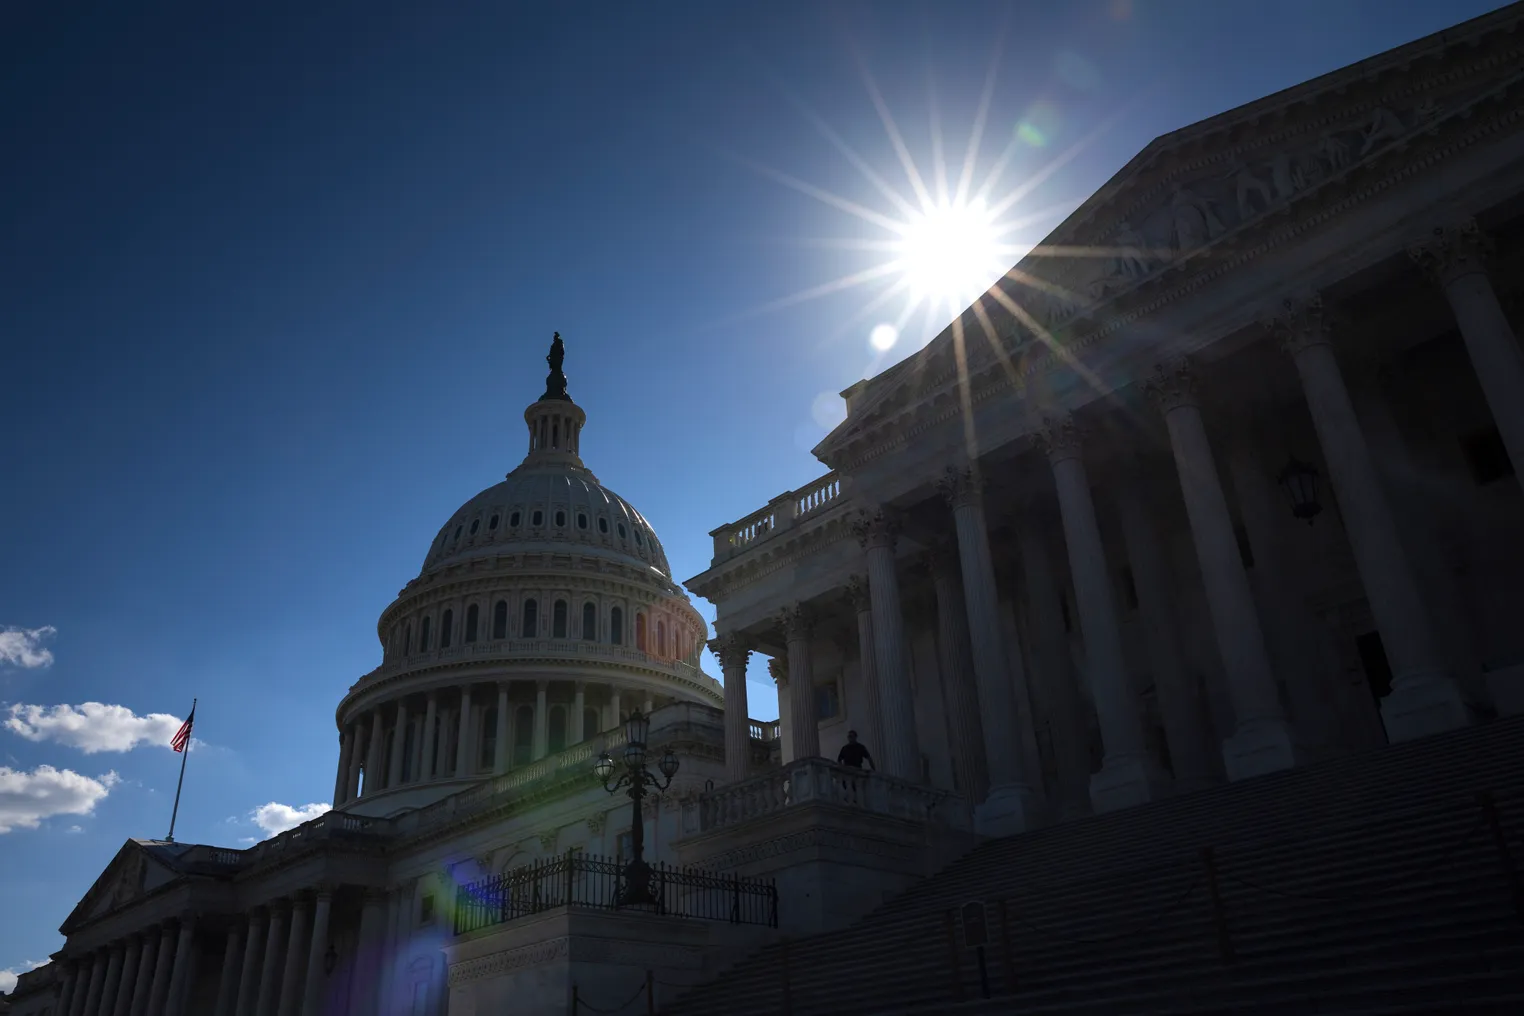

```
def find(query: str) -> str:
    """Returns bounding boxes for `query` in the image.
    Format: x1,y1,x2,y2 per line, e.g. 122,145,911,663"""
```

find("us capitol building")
10,4,1524,1014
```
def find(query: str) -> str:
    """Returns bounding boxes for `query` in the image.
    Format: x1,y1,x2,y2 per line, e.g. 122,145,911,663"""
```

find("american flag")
170,706,195,753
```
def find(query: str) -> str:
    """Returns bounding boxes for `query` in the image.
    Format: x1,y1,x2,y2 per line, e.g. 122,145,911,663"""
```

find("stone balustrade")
748,719,781,740
710,472,853,564
691,757,966,834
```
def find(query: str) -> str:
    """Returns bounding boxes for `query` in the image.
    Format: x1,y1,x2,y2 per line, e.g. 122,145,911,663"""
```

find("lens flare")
869,323,899,351
894,197,1002,313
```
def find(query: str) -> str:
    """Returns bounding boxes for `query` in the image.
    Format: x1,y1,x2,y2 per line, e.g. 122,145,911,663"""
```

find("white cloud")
4,703,184,754
0,626,55,669
0,959,48,994
0,766,119,834
250,802,330,838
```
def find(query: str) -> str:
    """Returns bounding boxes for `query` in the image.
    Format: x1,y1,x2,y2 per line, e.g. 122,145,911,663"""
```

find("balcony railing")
454,853,778,936
691,757,965,835
748,719,781,741
710,472,851,563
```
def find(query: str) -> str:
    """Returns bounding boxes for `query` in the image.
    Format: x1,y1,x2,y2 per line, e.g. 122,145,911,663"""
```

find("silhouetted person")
837,730,875,771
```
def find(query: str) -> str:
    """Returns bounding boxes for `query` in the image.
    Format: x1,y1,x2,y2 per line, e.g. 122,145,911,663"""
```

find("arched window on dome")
548,705,567,753
440,609,454,650
582,602,597,641
584,707,600,738
403,622,412,655
492,600,508,640
464,604,479,643
552,600,568,638
635,613,647,652
522,599,539,638
610,607,624,646
656,620,666,657
513,705,533,765
420,616,432,652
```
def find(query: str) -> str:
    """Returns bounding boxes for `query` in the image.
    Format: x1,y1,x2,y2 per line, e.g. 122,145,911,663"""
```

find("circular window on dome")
469,519,480,535
554,510,567,527
453,525,463,542
577,512,588,530
598,517,609,534
510,511,521,527
488,514,499,531
617,522,627,539
531,510,544,527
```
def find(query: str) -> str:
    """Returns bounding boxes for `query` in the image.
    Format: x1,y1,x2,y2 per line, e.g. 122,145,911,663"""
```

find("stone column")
300,889,333,1016
455,686,474,775
79,950,106,1016
533,681,549,760
387,701,409,786
1115,481,1218,792
162,916,197,1016
112,936,143,1016
332,728,353,806
343,725,363,801
769,658,791,759
212,920,244,1016
127,928,159,1016
1146,359,1298,779
610,689,622,728
254,901,289,1016
97,942,125,1016
494,683,510,772
781,605,820,760
277,895,311,1016
351,891,386,1016
1410,220,1524,476
927,544,989,802
420,693,438,781
232,909,266,1016
852,510,922,781
56,959,80,1016
1037,426,1165,811
364,711,385,794
845,577,885,755
571,683,587,744
1272,295,1470,740
711,635,752,782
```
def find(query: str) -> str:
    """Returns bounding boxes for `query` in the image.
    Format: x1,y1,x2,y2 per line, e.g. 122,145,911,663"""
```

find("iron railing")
454,853,778,935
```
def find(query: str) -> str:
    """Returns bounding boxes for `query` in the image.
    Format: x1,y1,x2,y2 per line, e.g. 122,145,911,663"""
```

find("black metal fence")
454,853,779,935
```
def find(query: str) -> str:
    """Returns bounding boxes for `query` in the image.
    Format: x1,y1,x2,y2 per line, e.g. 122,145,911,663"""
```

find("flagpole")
166,697,196,843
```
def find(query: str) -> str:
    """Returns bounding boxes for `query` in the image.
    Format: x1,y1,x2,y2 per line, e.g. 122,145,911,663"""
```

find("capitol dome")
332,334,722,817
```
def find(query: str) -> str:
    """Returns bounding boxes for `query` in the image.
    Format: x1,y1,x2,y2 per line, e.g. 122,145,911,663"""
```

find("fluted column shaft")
532,682,549,760
847,577,884,756
494,684,510,772
1115,483,1217,790
56,960,80,1016
419,693,438,781
928,548,989,801
1275,297,1468,739
1411,221,1524,476
333,729,354,806
112,936,143,1016
856,513,921,780
712,637,752,783
254,903,288,1016
127,928,159,1016
364,711,385,794
79,950,106,1016
97,942,125,1016
162,916,197,1016
1148,361,1296,780
388,702,409,786
343,726,363,801
454,686,474,775
233,911,266,1016
781,607,820,760
571,683,586,744
277,897,311,1016
212,921,245,1016
300,890,333,1016
351,892,386,1016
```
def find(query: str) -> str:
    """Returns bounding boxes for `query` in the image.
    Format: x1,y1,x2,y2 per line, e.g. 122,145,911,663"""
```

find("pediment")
814,3,1524,466
60,840,180,934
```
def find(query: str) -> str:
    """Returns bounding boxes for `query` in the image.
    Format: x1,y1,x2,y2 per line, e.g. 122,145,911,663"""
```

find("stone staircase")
657,716,1524,1015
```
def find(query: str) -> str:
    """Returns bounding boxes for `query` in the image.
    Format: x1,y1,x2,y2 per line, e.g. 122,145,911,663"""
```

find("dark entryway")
1356,630,1394,703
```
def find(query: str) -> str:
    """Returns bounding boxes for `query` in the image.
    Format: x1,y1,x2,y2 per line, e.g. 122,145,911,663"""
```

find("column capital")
851,509,899,550
778,604,813,641
936,466,982,509
288,892,313,914
312,885,336,903
1408,218,1492,286
1036,414,1086,463
1143,357,1202,415
767,657,788,687
708,634,751,672
846,574,871,612
1263,290,1332,357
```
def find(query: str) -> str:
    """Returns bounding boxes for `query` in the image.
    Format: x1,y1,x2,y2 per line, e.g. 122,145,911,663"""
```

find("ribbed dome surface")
420,461,671,578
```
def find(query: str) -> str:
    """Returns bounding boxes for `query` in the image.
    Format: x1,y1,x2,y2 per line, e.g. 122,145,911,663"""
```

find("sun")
893,197,1003,316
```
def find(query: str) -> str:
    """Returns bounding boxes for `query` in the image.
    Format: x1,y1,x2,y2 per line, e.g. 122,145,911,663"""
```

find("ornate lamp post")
594,709,679,907
1277,456,1323,524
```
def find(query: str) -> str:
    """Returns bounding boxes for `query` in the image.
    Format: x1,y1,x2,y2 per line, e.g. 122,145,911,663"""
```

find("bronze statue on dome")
543,331,570,401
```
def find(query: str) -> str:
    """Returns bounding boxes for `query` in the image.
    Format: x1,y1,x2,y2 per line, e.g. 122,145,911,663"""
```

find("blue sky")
0,0,1502,987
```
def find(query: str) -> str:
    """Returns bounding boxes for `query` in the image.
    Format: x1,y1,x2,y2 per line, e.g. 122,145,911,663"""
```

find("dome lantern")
522,332,588,470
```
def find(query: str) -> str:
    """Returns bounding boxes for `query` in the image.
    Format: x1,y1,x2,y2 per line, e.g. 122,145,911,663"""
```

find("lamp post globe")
593,751,615,782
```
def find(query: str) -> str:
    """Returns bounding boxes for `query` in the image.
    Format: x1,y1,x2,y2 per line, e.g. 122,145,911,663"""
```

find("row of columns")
336,681,648,805
56,915,195,1016
218,890,333,1016
710,219,1512,828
